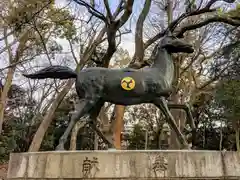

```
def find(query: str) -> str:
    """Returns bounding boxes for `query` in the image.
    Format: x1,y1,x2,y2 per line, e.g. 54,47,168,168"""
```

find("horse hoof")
55,144,65,151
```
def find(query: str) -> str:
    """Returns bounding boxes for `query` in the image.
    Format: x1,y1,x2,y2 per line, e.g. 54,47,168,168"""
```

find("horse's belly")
103,95,152,106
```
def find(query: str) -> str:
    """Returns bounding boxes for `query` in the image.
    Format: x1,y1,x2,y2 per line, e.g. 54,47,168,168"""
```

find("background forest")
0,0,240,163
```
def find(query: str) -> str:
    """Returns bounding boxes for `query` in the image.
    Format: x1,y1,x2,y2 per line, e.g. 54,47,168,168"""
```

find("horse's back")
75,67,148,98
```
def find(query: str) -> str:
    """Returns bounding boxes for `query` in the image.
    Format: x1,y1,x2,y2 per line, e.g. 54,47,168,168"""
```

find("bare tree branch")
0,39,17,55
68,39,79,64
198,53,240,90
100,0,135,67
133,0,152,63
113,0,125,17
104,0,113,22
32,21,52,64
115,0,134,28
72,0,106,22
143,0,236,49
205,0,235,9
99,30,131,44
176,16,240,37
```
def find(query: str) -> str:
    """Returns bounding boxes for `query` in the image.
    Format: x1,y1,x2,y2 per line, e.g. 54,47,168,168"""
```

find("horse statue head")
159,31,194,54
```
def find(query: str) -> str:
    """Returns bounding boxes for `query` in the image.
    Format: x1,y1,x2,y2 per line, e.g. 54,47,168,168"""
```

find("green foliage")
226,4,240,17
0,111,36,163
2,0,77,59
0,89,76,162
214,80,240,150
216,3,240,18
127,110,238,150
47,7,77,40
217,7,224,16
128,124,146,150
215,80,240,120
4,0,53,35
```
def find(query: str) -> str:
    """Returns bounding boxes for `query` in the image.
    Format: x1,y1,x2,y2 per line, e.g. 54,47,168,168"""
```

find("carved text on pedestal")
82,157,100,178
152,155,168,177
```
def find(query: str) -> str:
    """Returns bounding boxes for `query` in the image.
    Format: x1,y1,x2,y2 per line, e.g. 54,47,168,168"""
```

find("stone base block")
7,150,240,179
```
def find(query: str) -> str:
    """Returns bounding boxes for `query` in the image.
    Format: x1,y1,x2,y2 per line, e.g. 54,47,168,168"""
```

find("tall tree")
0,0,56,133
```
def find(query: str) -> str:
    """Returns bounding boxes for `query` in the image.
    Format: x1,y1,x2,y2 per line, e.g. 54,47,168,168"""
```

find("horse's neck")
151,49,174,86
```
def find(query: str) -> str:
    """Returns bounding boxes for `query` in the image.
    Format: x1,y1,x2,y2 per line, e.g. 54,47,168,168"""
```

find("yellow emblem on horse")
121,77,135,90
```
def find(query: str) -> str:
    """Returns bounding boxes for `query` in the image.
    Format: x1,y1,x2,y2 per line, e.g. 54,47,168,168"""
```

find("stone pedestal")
7,150,240,179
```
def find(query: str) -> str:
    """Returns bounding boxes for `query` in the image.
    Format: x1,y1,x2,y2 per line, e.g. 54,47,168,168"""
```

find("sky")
54,0,145,58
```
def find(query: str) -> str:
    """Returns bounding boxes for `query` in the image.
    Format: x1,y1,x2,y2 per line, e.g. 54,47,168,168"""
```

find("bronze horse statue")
23,33,195,150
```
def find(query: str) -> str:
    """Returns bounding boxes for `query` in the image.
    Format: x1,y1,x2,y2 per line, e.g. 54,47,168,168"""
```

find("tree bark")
134,0,152,63
236,128,239,152
0,67,16,133
0,30,28,133
28,79,75,151
113,105,125,149
94,131,99,150
69,120,86,150
99,105,115,147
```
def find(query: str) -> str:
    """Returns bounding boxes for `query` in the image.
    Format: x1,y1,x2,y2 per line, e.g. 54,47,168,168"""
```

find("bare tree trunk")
219,119,223,151
145,130,148,150
0,30,27,133
29,79,74,151
94,131,98,150
169,95,187,149
158,122,169,149
236,128,240,152
134,0,152,63
0,67,16,133
100,111,115,148
69,120,86,150
166,0,173,24
113,105,125,149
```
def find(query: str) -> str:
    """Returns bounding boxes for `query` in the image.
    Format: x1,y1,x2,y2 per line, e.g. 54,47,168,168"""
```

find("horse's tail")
23,65,77,79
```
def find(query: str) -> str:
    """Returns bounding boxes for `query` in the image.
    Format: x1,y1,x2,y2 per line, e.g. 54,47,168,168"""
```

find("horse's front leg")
167,103,197,148
167,103,196,130
55,99,97,151
153,97,189,149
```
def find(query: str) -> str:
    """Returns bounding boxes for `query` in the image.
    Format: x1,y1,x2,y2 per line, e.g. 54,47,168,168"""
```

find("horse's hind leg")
153,97,189,149
87,101,114,148
55,99,97,150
